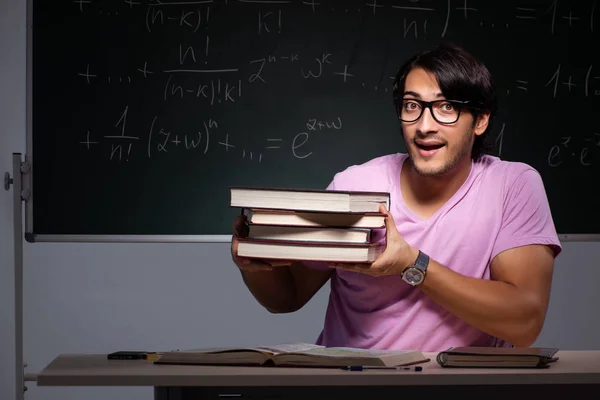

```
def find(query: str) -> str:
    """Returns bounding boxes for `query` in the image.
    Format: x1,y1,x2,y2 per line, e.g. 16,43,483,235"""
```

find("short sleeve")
491,169,562,260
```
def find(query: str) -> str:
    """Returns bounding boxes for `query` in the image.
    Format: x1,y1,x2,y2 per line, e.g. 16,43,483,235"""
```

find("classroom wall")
2,1,600,400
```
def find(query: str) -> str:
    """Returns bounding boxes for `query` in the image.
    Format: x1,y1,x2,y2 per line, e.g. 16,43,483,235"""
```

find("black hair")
392,43,497,160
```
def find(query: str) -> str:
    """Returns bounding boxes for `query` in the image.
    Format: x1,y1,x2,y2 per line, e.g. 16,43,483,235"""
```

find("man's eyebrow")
402,91,445,98
403,91,421,98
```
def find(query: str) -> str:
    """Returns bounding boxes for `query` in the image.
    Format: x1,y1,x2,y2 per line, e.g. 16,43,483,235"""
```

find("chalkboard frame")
22,0,600,244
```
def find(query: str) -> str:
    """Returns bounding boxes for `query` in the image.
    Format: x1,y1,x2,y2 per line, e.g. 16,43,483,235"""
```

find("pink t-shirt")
307,153,562,352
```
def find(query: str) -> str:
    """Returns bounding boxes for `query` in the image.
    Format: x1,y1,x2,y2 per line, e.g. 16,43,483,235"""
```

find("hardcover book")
436,346,559,368
230,186,390,213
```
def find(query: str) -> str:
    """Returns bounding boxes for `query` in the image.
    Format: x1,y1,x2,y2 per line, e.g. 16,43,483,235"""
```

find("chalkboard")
28,0,600,239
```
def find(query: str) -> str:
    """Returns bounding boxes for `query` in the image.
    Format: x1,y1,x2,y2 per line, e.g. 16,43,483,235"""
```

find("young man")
231,44,562,352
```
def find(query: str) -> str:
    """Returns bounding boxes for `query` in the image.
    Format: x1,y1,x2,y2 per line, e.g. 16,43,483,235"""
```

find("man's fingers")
268,259,293,267
379,204,400,239
237,256,294,272
328,262,385,277
233,216,249,238
240,264,273,272
328,262,371,270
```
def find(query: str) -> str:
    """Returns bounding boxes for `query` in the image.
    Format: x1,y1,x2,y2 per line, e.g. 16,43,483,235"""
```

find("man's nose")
415,106,438,133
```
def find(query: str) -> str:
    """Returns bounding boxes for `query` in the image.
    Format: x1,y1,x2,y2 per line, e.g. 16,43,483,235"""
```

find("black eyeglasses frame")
396,98,483,125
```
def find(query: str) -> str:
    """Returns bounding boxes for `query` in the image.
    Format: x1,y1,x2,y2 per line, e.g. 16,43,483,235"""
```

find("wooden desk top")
36,351,600,387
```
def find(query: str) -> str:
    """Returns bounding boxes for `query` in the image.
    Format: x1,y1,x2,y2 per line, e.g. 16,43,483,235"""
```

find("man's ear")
473,112,490,136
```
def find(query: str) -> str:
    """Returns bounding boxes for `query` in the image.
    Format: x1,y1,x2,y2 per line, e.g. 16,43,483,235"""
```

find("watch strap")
414,250,430,273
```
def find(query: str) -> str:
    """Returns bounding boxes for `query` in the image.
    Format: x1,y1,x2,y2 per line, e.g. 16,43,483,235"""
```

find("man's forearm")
420,261,544,347
240,266,298,314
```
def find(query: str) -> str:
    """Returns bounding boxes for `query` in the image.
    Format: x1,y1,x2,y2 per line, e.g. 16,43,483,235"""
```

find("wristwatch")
401,250,430,286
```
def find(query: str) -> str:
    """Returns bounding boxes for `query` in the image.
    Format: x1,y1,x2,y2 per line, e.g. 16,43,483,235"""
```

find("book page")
254,343,325,354
287,347,415,358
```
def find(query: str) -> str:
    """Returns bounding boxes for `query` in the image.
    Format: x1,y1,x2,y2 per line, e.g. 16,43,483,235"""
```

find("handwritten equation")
64,0,600,170
77,55,600,102
72,0,599,36
548,134,600,167
78,106,342,162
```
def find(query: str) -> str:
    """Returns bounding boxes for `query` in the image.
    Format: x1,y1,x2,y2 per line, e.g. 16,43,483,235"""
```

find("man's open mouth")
416,143,445,151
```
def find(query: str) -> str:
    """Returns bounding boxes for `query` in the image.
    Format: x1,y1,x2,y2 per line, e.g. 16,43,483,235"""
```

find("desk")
36,351,600,399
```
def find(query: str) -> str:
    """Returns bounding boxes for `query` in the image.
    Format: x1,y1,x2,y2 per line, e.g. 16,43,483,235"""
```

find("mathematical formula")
78,106,341,162
66,0,599,170
72,0,598,37
548,134,600,167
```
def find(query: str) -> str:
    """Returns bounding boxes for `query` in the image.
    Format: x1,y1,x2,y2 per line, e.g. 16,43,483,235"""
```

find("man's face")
400,67,487,177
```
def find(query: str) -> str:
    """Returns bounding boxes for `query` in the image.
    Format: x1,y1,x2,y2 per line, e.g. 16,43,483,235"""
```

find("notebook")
436,346,559,368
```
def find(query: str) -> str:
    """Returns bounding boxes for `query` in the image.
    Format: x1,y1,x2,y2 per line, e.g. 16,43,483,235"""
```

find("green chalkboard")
29,0,600,238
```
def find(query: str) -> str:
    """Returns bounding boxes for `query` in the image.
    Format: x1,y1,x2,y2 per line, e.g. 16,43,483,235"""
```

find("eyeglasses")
396,98,481,124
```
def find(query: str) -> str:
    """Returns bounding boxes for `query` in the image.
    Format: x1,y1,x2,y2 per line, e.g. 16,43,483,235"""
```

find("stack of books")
229,186,391,263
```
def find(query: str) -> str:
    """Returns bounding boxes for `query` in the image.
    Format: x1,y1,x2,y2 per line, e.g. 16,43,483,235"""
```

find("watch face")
403,268,424,285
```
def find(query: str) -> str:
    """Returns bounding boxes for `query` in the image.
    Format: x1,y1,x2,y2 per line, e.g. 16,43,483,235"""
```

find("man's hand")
328,204,419,277
231,213,332,314
231,214,292,272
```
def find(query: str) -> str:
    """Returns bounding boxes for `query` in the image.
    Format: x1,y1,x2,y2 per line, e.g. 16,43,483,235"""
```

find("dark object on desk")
436,346,559,368
108,351,152,360
341,365,423,371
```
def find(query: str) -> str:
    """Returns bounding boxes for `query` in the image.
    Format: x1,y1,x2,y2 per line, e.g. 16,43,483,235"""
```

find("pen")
341,365,423,371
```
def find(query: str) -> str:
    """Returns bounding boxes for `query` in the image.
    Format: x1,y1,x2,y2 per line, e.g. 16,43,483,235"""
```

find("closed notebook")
436,346,559,368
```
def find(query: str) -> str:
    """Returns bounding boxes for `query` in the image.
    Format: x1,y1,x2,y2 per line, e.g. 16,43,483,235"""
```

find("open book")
155,343,430,368
436,346,559,368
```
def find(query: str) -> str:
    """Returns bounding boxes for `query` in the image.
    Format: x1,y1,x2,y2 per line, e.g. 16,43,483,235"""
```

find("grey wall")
1,1,599,400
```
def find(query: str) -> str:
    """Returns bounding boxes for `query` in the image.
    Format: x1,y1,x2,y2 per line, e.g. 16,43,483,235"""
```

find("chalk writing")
137,62,154,78
79,131,99,150
292,133,312,159
146,117,217,158
145,5,209,33
102,106,140,161
265,138,283,149
333,65,353,83
258,10,283,34
249,58,267,83
301,53,332,79
60,1,599,171
306,118,342,131
77,64,97,84
516,80,528,91
248,54,298,83
74,0,92,12
545,64,599,98
163,75,242,103
513,0,598,34
548,134,600,167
